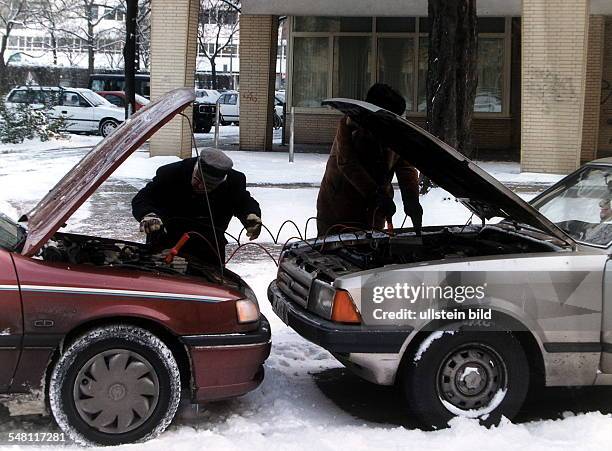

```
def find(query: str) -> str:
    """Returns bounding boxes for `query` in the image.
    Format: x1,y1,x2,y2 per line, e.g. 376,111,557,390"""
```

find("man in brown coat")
317,83,422,236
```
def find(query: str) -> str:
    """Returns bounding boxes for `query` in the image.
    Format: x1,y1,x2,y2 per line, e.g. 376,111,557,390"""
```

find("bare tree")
0,0,31,91
118,0,150,70
54,0,125,76
198,0,239,89
29,0,68,66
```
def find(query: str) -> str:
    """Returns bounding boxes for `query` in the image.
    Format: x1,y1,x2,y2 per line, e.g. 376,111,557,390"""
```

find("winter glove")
245,214,262,240
404,199,423,235
140,213,163,234
375,193,396,220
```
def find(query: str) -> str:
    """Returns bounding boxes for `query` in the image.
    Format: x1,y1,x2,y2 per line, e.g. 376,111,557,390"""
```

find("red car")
0,89,270,445
97,90,150,111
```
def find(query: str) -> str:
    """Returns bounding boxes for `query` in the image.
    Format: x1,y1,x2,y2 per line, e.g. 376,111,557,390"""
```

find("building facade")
146,0,611,174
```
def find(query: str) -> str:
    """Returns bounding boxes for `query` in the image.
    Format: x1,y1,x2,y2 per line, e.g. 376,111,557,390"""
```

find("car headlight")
236,299,260,323
307,279,336,319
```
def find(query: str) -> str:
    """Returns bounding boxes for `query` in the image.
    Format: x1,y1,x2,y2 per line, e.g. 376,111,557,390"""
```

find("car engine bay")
39,232,240,288
280,224,564,283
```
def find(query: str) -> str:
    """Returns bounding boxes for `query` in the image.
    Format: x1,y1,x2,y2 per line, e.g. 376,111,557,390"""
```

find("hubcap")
102,122,117,136
73,349,160,434
436,343,507,412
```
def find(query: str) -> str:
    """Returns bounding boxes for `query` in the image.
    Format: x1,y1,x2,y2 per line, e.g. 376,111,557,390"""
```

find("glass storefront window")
377,38,415,111
294,17,372,32
291,17,507,114
417,37,504,113
292,37,330,108
476,38,504,113
332,36,372,100
417,37,428,112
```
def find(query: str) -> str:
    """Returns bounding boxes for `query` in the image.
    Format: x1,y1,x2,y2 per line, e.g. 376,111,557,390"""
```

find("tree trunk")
124,0,138,118
210,58,218,89
0,34,8,94
87,20,95,77
51,33,58,66
426,0,478,157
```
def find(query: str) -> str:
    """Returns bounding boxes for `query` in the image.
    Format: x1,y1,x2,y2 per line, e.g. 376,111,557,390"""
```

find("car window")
227,94,237,105
7,90,29,103
532,166,612,247
62,92,89,107
218,94,227,104
0,213,26,252
105,94,124,107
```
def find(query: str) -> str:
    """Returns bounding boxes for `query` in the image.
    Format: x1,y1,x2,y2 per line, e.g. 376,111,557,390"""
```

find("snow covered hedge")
0,101,67,144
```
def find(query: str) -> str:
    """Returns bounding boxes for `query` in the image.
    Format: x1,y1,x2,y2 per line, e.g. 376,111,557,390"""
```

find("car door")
225,93,239,121
602,257,612,373
57,91,94,132
0,250,23,392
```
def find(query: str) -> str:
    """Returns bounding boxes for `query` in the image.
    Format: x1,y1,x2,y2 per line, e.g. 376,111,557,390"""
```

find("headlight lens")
307,279,336,319
236,299,259,323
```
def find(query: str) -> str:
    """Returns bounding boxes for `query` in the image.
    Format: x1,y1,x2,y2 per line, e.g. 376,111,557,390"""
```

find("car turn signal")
236,299,260,323
331,289,361,324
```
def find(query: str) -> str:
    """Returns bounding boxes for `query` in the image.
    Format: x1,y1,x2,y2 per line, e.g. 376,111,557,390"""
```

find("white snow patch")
0,328,10,336
414,330,456,362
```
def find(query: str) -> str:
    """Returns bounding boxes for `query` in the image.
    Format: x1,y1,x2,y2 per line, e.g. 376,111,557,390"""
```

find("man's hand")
140,213,163,234
245,214,262,240
375,193,396,219
404,199,423,234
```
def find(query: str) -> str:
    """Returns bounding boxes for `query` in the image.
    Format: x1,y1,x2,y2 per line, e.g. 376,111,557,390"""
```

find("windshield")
80,90,110,107
0,213,26,252
531,165,612,247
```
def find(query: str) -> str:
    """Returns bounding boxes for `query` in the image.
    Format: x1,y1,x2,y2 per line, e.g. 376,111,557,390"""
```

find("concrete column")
581,16,605,163
239,15,279,151
149,0,199,158
521,0,590,173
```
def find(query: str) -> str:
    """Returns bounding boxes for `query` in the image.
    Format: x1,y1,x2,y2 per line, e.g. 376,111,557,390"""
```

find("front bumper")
268,281,412,354
181,315,271,402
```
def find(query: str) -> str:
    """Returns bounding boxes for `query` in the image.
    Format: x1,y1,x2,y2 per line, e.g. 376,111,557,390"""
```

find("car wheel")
99,119,119,137
49,325,181,446
402,329,528,429
219,114,227,126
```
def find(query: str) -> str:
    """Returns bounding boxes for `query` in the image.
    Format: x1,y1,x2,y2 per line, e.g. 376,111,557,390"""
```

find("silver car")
268,98,612,428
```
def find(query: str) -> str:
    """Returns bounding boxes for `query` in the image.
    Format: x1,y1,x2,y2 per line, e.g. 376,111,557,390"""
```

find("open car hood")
20,88,195,257
322,98,573,246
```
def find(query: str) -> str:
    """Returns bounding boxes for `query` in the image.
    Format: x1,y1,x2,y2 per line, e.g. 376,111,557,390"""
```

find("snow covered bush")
0,99,67,144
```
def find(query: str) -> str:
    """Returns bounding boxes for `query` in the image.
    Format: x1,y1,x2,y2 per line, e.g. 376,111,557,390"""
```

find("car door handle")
61,110,68,114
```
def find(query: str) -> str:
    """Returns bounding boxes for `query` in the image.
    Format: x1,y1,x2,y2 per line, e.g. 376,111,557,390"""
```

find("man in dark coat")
132,149,261,266
317,83,422,236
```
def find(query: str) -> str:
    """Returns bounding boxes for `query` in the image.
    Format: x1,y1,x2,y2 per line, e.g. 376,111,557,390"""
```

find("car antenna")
180,112,225,278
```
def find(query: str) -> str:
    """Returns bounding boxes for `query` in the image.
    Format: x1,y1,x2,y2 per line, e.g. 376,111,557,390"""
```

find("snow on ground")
1,135,611,450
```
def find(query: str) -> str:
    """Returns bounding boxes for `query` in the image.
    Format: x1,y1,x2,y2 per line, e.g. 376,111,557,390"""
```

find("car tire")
49,325,181,446
219,114,227,126
99,119,119,137
402,328,529,429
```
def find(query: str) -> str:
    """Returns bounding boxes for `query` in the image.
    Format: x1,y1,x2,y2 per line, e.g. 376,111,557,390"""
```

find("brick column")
581,16,605,163
521,0,590,174
239,15,279,151
149,0,199,158
599,18,612,156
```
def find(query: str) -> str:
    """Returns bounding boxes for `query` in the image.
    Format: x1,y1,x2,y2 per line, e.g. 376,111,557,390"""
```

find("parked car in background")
216,91,285,126
269,98,612,429
0,89,270,445
217,90,239,125
193,100,216,133
195,88,220,104
89,73,151,99
5,86,125,137
97,91,151,111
